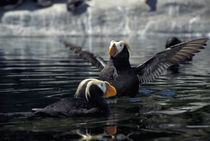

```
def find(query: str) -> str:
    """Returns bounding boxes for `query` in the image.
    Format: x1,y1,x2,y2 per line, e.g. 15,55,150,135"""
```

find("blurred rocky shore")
0,0,210,37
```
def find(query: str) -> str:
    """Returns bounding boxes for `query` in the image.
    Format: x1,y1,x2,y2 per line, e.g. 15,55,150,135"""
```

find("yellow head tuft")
119,40,131,51
75,79,116,101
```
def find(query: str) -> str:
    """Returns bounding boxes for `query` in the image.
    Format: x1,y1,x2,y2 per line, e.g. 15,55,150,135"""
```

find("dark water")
0,36,210,141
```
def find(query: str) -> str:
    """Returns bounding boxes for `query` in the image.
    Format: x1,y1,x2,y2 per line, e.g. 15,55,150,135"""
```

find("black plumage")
66,0,89,15
63,38,208,96
165,37,182,73
165,37,196,73
165,37,182,49
99,42,139,97
31,79,116,117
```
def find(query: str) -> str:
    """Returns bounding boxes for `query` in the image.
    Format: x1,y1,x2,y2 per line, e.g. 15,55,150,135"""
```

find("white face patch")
96,82,107,94
115,41,124,53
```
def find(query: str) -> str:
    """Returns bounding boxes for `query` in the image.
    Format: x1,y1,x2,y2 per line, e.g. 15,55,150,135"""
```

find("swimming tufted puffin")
63,38,208,96
31,78,116,117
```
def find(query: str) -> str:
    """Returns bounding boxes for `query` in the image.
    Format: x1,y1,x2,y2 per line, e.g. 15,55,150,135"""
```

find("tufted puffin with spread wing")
31,78,116,117
63,38,208,97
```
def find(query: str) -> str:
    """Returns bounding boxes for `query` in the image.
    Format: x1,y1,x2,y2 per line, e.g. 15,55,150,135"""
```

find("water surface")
0,36,210,140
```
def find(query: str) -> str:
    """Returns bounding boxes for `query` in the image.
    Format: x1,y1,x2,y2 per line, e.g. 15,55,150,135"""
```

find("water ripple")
0,37,210,140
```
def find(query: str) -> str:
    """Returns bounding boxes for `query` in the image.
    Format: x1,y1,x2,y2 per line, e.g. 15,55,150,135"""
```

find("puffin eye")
117,44,124,51
97,83,106,94
101,84,104,88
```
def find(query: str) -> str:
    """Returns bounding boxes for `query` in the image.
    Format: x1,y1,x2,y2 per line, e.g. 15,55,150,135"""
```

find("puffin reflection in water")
63,38,208,97
31,79,116,117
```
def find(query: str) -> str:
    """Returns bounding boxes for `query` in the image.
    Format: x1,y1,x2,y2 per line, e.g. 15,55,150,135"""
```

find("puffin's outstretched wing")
63,41,107,71
135,38,208,83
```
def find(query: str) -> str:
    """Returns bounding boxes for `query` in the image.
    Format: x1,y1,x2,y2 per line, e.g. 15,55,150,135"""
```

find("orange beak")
109,42,118,57
104,82,117,98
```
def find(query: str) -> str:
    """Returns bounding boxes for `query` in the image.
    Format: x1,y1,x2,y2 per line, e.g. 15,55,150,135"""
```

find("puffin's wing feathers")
135,38,208,83
63,41,107,71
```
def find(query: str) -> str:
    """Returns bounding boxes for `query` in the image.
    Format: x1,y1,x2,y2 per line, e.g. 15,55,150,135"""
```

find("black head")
74,79,116,115
165,37,182,48
75,79,116,103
